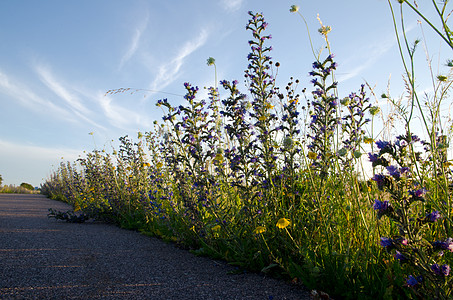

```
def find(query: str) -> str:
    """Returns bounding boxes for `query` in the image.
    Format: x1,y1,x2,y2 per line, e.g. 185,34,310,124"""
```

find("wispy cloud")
149,28,209,91
36,65,90,115
337,42,394,83
0,69,76,121
119,13,149,70
337,22,419,83
221,0,243,12
35,65,106,130
94,91,153,130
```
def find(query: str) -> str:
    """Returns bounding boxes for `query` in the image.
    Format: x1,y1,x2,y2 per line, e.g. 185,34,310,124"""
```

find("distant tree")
0,174,2,186
20,182,34,191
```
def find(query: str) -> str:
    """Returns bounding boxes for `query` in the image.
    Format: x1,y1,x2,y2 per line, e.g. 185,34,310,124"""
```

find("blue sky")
0,0,450,186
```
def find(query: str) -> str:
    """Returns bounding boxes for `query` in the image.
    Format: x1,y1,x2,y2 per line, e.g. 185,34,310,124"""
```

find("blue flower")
409,188,427,200
432,238,453,252
394,251,407,262
368,153,379,163
386,165,401,180
372,174,387,191
373,199,390,211
426,211,441,222
380,237,393,248
431,264,450,276
406,275,422,287
375,140,391,150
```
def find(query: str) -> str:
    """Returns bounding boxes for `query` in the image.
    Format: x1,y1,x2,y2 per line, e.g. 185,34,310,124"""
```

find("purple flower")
406,275,422,287
395,251,407,261
443,265,451,276
409,188,427,200
373,199,390,211
368,153,379,163
400,167,410,175
376,140,391,150
372,174,387,191
380,237,393,248
373,200,392,219
426,211,441,222
432,238,453,252
386,165,401,179
431,264,450,276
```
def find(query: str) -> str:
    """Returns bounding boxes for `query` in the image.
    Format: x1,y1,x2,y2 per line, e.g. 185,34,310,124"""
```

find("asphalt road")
0,194,310,299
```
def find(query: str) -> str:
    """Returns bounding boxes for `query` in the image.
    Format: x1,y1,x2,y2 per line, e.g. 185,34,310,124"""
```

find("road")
0,194,310,299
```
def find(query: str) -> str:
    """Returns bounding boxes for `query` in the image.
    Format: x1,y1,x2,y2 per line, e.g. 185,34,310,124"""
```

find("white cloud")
0,69,77,121
119,13,149,70
149,28,210,92
36,65,90,115
337,21,419,83
221,0,243,12
94,91,153,130
34,65,106,130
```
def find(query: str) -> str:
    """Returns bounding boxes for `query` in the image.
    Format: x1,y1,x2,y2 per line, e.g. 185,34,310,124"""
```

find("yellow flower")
212,225,221,231
363,137,374,144
254,226,266,234
276,218,290,229
307,151,317,160
265,103,274,110
214,153,224,163
259,115,266,121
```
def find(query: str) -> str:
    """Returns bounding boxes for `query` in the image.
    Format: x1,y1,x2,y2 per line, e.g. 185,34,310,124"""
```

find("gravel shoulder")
0,194,311,299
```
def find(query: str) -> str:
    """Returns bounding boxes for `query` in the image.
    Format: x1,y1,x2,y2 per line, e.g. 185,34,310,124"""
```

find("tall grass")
0,185,38,194
42,5,453,299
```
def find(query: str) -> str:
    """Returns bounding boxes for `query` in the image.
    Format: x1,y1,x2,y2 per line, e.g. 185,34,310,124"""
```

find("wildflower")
432,238,453,252
372,174,387,191
386,165,401,180
395,251,407,262
364,137,374,144
409,188,427,200
375,140,391,150
368,153,378,162
353,151,362,158
276,218,290,229
254,226,266,234
289,5,299,13
369,106,380,116
426,211,441,222
307,151,317,160
317,14,331,36
212,225,221,231
206,57,216,66
283,136,294,150
337,148,347,157
373,199,392,219
405,275,422,287
431,264,450,276
380,237,394,248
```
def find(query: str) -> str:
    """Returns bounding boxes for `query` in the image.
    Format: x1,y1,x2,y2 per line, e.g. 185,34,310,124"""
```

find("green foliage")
20,182,34,191
42,8,453,300
0,184,37,194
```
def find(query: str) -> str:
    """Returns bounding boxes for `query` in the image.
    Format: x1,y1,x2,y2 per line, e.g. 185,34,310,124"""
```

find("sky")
0,0,451,186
